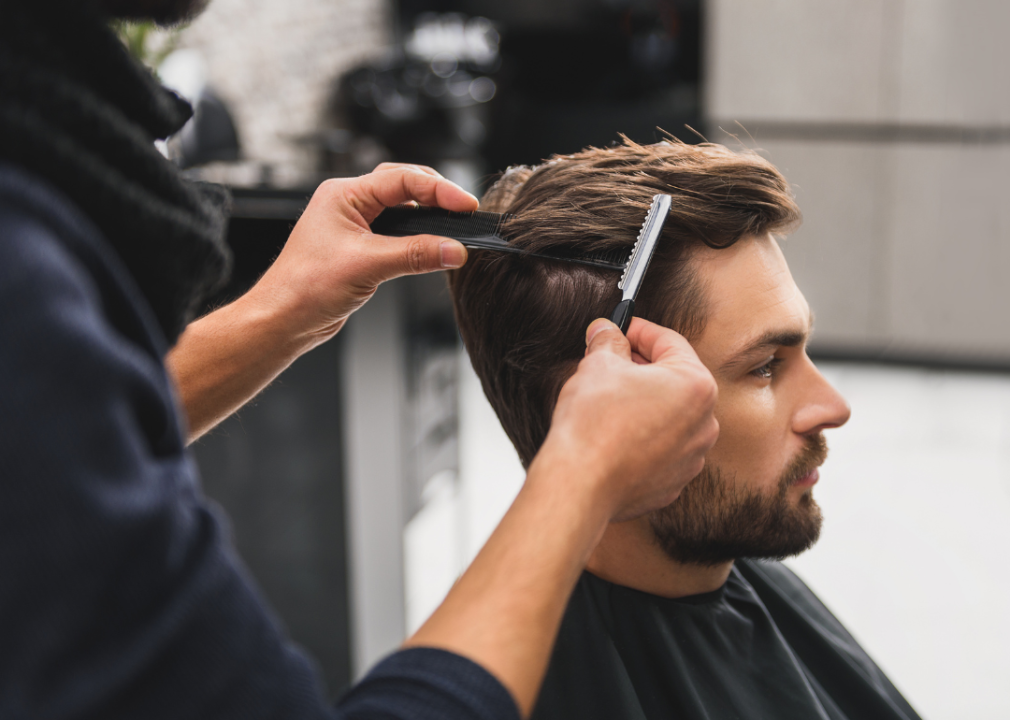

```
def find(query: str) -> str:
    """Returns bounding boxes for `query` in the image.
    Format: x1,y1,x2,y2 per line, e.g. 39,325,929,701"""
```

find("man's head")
449,138,850,566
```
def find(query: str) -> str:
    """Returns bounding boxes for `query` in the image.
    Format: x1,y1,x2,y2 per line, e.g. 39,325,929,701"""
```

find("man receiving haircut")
449,139,922,720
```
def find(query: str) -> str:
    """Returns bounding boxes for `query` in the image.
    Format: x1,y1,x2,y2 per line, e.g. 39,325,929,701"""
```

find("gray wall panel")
706,0,899,123
708,0,1010,128
896,0,1010,126
714,137,1010,361
708,0,1010,364
750,140,894,350
884,145,1010,358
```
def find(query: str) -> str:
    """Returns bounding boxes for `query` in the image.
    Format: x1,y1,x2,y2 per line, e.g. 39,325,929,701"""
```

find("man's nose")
793,359,851,435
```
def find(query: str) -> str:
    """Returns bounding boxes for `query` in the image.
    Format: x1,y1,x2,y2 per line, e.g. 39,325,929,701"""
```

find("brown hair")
448,138,800,467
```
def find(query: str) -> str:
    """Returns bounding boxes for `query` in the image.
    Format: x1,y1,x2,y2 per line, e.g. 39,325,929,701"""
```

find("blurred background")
131,1,1009,717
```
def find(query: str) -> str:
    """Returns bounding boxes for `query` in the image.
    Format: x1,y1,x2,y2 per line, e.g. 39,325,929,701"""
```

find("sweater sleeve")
337,648,521,720
0,171,520,720
0,182,336,719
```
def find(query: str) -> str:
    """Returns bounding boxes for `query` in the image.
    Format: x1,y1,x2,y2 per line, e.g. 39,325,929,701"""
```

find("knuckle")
692,371,718,405
316,177,342,198
574,355,591,372
591,327,622,350
557,379,578,402
418,170,440,187
403,169,438,194
405,237,428,273
666,331,689,349
585,343,601,358
706,383,719,408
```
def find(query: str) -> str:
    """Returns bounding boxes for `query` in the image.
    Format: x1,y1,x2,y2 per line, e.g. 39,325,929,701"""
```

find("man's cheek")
707,418,784,490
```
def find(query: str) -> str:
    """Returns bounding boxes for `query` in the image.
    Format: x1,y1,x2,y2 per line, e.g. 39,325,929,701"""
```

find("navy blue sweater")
0,163,519,720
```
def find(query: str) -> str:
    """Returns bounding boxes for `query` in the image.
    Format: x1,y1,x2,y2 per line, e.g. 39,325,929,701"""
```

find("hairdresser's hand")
246,163,477,346
167,164,476,442
534,317,719,523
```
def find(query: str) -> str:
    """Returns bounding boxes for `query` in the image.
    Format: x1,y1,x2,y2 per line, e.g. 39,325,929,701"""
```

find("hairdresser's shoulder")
0,162,162,346
0,161,113,269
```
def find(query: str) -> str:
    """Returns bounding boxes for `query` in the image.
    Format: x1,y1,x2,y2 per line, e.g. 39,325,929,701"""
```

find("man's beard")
97,0,210,25
649,433,828,567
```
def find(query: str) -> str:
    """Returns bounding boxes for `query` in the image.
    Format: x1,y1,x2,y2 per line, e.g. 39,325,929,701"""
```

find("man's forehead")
689,234,811,364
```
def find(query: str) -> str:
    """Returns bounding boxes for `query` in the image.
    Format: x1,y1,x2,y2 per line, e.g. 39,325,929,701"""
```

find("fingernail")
585,318,610,346
440,241,467,268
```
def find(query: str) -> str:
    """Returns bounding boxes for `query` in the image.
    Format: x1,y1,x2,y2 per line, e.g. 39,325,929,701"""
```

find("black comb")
370,205,628,271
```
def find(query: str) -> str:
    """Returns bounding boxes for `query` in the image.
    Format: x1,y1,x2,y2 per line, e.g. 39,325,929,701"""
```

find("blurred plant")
111,20,183,71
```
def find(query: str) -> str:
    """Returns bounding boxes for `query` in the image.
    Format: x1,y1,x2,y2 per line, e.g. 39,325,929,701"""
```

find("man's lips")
793,467,820,488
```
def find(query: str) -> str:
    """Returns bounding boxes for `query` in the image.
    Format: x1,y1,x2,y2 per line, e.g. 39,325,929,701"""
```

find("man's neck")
586,517,734,598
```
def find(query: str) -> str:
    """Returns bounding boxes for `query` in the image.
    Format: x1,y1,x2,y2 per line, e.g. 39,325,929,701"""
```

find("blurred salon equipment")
333,2,701,185
158,50,241,169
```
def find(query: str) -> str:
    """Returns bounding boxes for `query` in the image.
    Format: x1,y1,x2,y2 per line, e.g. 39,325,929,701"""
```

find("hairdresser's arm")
403,318,720,716
166,164,475,443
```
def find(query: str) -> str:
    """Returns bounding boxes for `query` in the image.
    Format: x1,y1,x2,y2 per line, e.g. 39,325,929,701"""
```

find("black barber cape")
532,560,922,720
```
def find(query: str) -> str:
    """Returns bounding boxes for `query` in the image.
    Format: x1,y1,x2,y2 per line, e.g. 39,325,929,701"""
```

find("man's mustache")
780,433,829,489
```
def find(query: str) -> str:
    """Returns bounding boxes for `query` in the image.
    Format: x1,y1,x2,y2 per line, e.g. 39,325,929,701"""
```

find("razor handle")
610,299,635,334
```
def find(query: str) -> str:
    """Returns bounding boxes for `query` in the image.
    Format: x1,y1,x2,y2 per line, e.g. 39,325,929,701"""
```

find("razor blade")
609,194,673,333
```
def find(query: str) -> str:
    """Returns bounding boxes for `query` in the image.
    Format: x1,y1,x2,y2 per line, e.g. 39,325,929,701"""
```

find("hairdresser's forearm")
166,285,325,443
403,449,611,718
168,164,479,443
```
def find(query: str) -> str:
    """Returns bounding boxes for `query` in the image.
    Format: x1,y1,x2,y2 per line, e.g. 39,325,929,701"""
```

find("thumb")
368,233,469,281
585,319,632,361
625,317,696,367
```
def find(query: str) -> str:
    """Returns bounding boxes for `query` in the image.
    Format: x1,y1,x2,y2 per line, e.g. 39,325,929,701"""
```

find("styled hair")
448,138,800,467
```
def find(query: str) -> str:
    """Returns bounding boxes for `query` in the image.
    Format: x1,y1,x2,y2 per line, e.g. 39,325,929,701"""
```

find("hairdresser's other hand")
535,317,719,523
246,163,477,347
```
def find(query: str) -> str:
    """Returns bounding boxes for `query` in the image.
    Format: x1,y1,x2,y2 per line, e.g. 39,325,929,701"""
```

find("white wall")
790,362,1010,720
341,285,407,677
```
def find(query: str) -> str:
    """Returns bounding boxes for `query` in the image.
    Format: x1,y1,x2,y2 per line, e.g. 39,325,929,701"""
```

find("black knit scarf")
0,0,231,346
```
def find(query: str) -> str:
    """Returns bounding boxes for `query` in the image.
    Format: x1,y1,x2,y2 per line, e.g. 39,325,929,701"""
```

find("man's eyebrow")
719,328,809,373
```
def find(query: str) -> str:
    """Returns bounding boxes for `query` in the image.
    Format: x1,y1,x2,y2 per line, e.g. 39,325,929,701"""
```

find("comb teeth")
619,197,665,291
536,246,629,270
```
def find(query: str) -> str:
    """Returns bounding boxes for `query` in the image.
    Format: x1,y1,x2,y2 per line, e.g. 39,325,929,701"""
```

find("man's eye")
752,358,784,380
